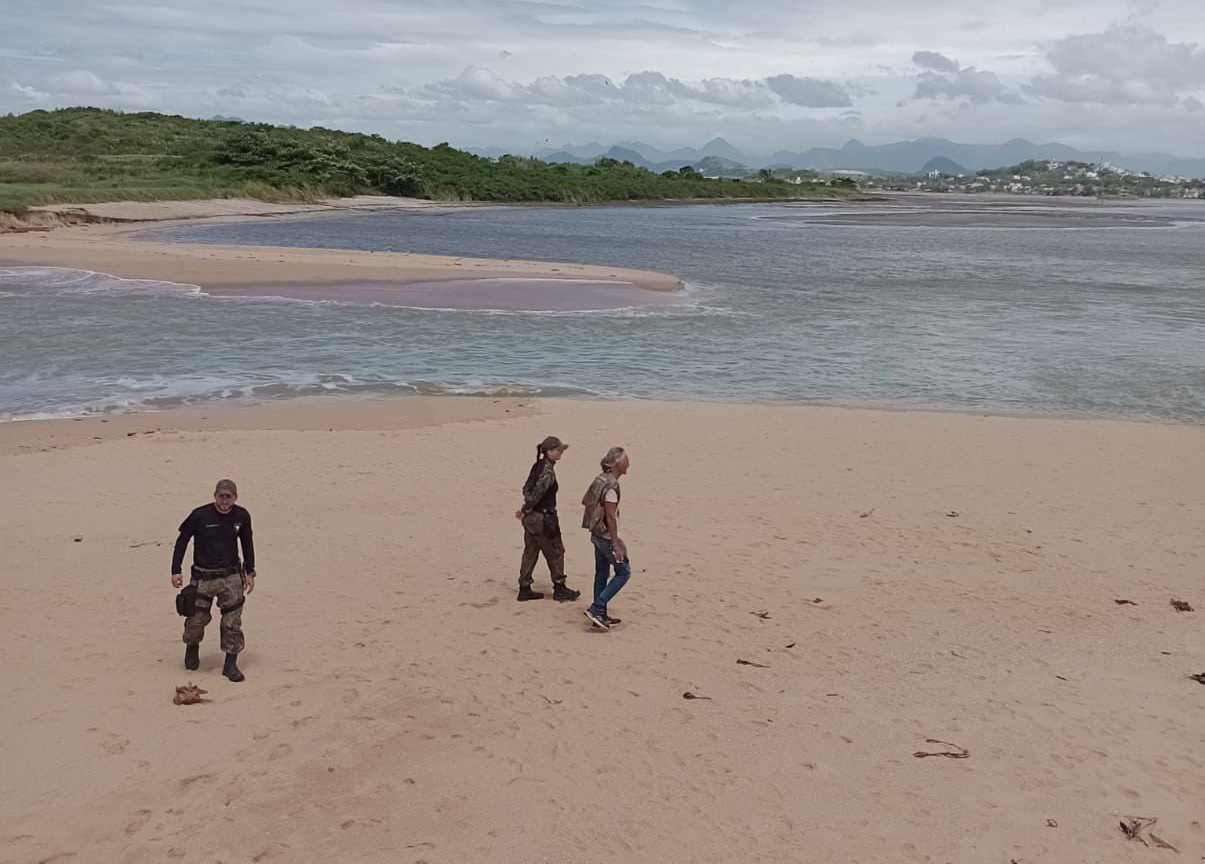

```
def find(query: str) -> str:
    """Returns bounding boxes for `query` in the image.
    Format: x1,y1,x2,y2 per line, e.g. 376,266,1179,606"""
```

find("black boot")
222,652,245,682
184,643,199,671
517,585,544,601
553,582,581,602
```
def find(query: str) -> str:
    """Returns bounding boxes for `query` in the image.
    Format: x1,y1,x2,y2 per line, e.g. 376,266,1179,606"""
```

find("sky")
3,0,1205,156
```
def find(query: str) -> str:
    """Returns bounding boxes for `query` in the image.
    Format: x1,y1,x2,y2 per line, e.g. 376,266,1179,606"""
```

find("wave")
0,266,738,318
0,374,598,422
0,266,205,298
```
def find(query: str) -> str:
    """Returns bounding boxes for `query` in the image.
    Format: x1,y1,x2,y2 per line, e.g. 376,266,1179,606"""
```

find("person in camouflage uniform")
514,436,581,603
581,446,631,630
171,479,256,682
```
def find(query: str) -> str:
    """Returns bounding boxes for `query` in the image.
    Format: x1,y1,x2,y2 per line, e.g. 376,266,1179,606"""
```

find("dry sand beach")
2,397,1204,863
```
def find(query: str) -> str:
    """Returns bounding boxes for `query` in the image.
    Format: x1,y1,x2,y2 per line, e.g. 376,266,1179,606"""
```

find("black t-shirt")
171,503,255,574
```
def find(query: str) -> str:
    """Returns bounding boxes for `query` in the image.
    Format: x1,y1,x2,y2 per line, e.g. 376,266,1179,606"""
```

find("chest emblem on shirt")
234,523,241,533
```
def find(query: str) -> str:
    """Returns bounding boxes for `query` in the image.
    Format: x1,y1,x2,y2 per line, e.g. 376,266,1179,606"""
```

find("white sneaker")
584,608,611,630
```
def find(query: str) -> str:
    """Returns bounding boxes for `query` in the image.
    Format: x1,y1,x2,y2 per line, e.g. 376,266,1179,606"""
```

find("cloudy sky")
3,0,1205,155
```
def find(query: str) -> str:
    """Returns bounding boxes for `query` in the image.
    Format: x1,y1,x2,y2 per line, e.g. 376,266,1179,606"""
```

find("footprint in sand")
178,773,215,789
123,809,152,836
268,743,292,761
251,842,292,861
101,733,129,755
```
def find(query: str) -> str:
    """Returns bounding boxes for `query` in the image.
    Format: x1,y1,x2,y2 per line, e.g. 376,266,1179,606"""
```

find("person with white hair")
580,446,632,630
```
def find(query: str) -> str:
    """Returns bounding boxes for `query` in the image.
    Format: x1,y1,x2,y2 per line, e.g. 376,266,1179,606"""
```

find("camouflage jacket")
581,471,620,536
522,459,558,513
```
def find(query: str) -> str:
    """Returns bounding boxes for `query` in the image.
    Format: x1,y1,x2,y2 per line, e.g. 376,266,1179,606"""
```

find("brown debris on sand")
1189,673,1205,685
682,692,712,701
913,739,969,759
1114,598,1137,606
1119,816,1178,851
173,683,209,705
1170,599,1193,612
736,659,770,668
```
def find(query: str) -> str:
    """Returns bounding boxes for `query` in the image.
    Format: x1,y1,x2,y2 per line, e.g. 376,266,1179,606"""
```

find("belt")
191,564,241,580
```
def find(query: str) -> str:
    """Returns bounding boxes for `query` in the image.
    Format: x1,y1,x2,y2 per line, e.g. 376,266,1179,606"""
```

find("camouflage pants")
182,573,245,654
519,512,565,587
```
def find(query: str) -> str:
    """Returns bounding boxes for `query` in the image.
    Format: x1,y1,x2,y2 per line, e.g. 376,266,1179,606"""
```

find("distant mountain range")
466,136,1205,179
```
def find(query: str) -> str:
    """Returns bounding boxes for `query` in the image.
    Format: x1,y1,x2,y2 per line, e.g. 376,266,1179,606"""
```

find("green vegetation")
0,108,860,212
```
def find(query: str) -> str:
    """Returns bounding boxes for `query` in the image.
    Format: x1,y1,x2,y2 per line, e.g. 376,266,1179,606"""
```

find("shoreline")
1,192,871,235
2,384,1202,432
2,393,1201,455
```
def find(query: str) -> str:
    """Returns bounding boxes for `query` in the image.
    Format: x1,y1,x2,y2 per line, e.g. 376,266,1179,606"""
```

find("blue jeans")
590,536,631,617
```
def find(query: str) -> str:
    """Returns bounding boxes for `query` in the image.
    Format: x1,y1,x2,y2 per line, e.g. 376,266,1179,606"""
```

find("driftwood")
913,739,969,759
1119,816,1178,851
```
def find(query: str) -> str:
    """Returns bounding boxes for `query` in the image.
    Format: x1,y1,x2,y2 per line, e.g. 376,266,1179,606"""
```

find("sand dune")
2,397,1203,862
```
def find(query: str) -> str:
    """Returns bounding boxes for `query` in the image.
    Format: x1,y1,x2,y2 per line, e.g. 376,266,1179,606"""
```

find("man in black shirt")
171,479,256,682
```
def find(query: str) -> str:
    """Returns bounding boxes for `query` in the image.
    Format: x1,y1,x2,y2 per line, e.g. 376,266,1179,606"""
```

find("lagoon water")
2,197,1204,422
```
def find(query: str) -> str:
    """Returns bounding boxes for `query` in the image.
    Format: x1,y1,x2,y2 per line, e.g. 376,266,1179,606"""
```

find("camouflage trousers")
182,572,245,654
519,511,566,587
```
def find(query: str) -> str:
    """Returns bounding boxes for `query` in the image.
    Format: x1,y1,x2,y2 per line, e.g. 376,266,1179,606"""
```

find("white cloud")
1027,25,1205,105
1,1,1204,155
407,67,842,112
765,74,852,107
49,69,115,95
9,81,50,102
911,53,1021,104
912,51,960,74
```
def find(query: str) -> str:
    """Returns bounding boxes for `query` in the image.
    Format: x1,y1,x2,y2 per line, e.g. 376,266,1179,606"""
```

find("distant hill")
0,108,857,212
695,155,749,177
920,156,966,175
523,137,1205,180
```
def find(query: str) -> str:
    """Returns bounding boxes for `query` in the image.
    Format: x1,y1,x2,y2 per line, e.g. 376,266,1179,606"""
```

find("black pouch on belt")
543,511,561,538
176,583,198,617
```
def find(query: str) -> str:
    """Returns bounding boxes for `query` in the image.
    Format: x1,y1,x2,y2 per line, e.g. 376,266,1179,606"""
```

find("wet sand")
0,216,684,301
2,396,1203,863
206,277,682,311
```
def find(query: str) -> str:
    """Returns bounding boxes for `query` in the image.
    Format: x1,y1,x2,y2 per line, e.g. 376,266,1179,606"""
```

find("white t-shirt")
600,487,619,539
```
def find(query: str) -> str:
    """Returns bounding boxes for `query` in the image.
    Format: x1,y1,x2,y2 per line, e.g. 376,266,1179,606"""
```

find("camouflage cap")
214,479,238,495
540,436,568,451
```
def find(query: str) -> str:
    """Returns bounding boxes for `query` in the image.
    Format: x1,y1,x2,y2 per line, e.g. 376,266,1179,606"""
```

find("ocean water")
2,198,1204,422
